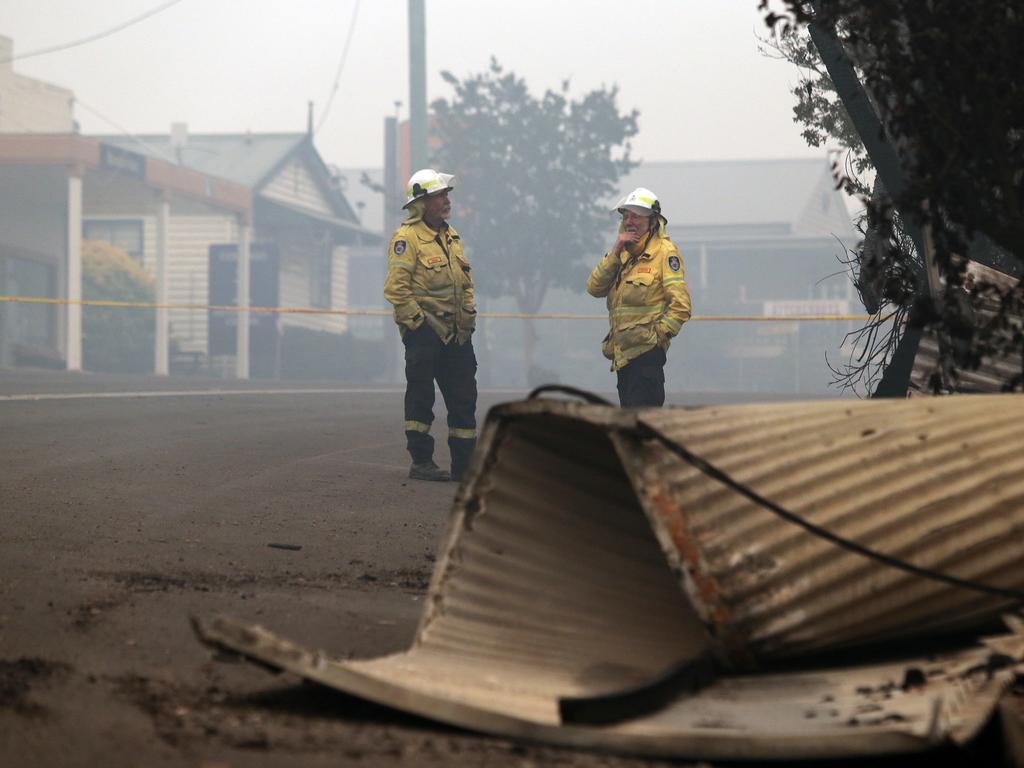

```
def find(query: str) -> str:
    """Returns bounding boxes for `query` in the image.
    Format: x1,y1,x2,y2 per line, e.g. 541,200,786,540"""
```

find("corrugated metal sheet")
630,395,1024,662
910,261,1022,394
196,612,1023,760
194,394,1024,759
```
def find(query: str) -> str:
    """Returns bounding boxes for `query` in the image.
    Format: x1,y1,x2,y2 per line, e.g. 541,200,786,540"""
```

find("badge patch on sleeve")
393,240,407,256
668,255,681,272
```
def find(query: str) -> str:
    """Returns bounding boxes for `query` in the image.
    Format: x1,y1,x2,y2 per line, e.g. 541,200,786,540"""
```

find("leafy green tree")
762,1,1024,393
431,59,638,372
763,0,1024,263
759,26,869,189
82,239,155,373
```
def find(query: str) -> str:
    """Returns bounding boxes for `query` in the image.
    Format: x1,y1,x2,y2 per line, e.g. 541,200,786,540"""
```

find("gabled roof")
616,158,854,239
0,133,251,215
96,133,304,188
95,132,358,223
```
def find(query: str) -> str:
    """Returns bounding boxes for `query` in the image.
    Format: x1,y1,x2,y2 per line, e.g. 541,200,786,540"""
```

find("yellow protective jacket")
587,233,692,371
384,220,476,344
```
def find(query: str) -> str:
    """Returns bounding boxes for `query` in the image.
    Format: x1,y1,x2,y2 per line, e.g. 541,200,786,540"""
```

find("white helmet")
613,187,667,225
403,168,455,208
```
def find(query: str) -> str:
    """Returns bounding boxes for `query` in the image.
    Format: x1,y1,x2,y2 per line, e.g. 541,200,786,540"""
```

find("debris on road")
910,261,1022,395
196,394,1024,761
267,543,303,552
0,657,71,715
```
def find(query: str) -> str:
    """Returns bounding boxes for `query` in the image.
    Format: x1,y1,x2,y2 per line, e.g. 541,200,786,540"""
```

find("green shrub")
82,240,155,373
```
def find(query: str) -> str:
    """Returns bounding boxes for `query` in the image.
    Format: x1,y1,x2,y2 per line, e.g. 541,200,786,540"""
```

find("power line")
315,0,361,135
74,97,179,164
1,0,188,65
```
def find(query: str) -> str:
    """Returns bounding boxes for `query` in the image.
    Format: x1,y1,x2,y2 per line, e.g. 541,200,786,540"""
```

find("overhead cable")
2,0,188,65
74,97,179,164
315,0,362,134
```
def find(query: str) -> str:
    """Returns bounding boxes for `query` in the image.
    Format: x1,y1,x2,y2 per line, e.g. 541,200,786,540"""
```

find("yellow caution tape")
0,295,875,322
0,295,390,317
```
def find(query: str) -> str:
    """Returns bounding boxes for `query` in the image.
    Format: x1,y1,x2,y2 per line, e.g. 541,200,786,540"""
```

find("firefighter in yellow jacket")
587,187,691,407
385,169,477,482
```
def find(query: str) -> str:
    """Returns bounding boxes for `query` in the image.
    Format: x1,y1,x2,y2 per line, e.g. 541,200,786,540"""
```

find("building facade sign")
763,299,851,317
100,143,147,179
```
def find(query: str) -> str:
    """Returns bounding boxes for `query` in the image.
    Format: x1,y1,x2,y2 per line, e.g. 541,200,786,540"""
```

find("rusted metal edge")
607,428,753,668
624,395,1024,662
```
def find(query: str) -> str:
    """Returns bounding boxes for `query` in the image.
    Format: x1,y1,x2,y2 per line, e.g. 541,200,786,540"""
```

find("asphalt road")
3,370,974,767
0,370,698,767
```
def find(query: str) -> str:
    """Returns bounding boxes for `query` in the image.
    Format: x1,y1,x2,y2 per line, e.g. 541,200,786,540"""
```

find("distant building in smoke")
0,132,251,372
0,73,380,377
481,157,860,394
617,158,857,311
330,157,860,394
619,158,859,393
330,167,390,347
0,35,75,134
1,34,382,380
96,128,380,377
333,167,385,234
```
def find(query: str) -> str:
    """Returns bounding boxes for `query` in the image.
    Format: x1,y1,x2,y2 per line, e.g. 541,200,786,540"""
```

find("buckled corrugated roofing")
196,393,1024,760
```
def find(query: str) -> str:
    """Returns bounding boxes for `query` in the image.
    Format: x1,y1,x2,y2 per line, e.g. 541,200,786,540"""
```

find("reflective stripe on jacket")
586,234,692,371
384,220,476,344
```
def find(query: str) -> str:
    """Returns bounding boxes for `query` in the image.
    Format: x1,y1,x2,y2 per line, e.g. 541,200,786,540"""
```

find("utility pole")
408,0,427,174
384,116,401,233
384,113,401,383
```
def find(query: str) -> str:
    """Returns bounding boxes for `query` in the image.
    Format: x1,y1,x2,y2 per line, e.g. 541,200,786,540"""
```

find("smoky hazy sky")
3,0,821,169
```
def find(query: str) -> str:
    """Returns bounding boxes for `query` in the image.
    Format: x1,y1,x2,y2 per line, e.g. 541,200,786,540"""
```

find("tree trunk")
521,316,536,383
806,11,927,266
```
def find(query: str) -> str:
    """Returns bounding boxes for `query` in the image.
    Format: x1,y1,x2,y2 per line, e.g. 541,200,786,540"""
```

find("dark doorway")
208,243,280,378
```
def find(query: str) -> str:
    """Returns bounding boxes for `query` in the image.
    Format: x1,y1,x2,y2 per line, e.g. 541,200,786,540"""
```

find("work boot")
409,460,451,482
449,438,476,485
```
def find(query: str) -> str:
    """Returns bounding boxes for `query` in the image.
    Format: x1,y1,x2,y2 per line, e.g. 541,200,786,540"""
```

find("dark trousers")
616,345,666,408
402,323,478,478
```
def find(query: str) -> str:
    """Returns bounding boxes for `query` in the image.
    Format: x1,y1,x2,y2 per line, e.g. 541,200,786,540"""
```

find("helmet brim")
612,188,666,225
615,206,668,226
402,185,454,209
403,172,456,208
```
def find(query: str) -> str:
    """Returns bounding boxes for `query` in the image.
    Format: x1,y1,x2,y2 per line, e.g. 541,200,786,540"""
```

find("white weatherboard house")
94,128,381,377
1,39,378,379
0,133,252,373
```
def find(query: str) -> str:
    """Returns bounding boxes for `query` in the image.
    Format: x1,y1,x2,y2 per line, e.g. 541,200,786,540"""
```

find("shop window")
83,219,144,262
